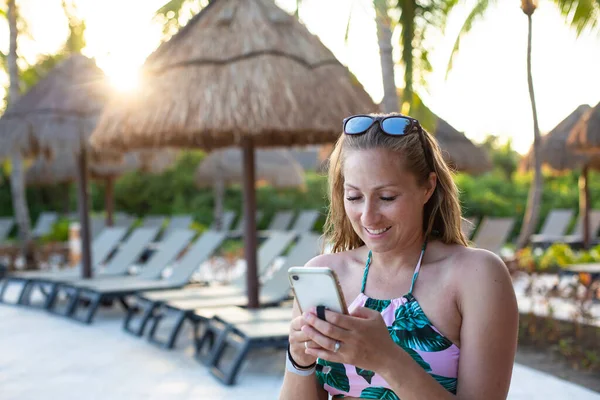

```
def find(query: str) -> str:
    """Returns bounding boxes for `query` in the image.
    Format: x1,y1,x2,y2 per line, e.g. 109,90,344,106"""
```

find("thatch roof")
433,118,492,175
90,0,377,152
26,150,176,186
521,105,600,172
0,54,111,160
568,101,600,153
195,148,304,188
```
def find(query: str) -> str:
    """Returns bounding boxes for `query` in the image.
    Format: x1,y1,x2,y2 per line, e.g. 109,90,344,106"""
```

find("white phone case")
288,267,348,314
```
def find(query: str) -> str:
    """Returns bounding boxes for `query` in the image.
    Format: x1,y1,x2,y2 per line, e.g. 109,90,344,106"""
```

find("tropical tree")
447,0,600,248
5,0,36,267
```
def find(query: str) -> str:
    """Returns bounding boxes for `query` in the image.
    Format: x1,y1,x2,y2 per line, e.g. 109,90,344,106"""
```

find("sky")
1,0,600,154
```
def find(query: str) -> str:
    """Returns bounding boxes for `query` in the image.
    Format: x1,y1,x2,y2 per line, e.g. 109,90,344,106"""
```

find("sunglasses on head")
343,114,422,136
342,114,434,171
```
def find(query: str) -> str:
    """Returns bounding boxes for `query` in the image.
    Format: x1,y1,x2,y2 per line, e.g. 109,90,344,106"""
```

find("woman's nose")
360,200,380,226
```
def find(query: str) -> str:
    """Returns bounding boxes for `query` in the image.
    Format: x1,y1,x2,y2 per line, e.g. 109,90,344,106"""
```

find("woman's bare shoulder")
304,248,367,275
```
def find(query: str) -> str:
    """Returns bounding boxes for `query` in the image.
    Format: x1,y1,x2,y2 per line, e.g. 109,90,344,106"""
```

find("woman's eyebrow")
344,183,398,190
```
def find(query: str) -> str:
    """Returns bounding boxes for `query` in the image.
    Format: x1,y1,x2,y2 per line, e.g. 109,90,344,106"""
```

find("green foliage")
1,147,600,245
517,244,600,272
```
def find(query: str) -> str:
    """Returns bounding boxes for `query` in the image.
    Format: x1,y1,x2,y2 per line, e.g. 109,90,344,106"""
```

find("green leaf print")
365,298,391,313
389,298,453,352
316,359,350,393
355,367,375,384
360,387,400,400
401,346,431,372
393,325,453,352
432,374,458,394
392,299,429,331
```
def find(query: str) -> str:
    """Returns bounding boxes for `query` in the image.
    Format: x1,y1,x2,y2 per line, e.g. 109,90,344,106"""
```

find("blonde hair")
323,113,468,253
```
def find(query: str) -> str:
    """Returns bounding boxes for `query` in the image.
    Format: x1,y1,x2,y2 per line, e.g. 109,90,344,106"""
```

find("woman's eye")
381,196,397,201
346,196,361,202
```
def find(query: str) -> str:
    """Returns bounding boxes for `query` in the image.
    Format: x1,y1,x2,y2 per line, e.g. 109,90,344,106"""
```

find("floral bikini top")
316,244,460,399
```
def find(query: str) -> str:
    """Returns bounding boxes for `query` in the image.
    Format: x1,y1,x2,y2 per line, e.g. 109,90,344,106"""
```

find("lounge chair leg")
147,308,188,350
0,279,9,303
70,291,102,324
210,332,252,386
123,298,158,337
47,285,79,317
16,280,32,305
195,319,229,366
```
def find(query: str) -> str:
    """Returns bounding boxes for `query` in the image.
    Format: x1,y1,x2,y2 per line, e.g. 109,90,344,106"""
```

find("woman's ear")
424,172,437,204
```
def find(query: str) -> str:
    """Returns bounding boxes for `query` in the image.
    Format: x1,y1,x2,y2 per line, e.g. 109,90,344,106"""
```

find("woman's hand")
301,306,397,373
289,314,320,366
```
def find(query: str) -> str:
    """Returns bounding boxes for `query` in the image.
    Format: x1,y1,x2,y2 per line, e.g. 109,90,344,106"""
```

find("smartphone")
288,267,348,315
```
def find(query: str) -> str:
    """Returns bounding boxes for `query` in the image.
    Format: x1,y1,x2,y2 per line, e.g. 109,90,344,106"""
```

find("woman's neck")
369,234,427,276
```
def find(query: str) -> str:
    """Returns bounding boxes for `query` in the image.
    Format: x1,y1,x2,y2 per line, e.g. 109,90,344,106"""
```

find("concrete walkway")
1,304,599,400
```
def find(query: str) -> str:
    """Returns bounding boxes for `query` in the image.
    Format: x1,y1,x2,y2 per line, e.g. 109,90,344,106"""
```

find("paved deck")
0,291,599,399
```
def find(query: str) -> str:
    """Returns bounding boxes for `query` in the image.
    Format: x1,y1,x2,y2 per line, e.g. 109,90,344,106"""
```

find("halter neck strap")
360,240,428,295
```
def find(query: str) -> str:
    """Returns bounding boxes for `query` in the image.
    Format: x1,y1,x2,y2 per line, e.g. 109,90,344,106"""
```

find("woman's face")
342,147,435,253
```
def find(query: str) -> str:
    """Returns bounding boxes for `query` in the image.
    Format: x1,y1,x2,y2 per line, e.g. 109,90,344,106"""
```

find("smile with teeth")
365,226,391,235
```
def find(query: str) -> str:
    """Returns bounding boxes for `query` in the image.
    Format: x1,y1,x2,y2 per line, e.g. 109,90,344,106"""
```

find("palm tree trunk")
374,0,399,113
517,13,543,249
7,0,35,268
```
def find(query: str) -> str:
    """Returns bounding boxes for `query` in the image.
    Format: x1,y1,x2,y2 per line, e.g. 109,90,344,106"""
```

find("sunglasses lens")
381,117,412,135
345,116,373,134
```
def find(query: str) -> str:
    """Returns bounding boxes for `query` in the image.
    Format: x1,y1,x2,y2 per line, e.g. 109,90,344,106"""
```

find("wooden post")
241,137,259,309
580,164,590,249
76,147,93,279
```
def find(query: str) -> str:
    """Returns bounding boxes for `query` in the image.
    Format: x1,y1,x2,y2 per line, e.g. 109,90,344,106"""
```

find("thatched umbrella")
566,102,600,247
90,0,377,307
432,118,492,175
0,54,111,278
195,148,305,228
26,150,176,224
522,104,600,247
569,102,600,152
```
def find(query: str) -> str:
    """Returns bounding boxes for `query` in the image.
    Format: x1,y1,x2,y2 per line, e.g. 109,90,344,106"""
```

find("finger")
290,315,311,331
304,312,349,340
305,347,341,362
290,331,324,351
322,309,356,329
301,325,339,352
350,306,378,319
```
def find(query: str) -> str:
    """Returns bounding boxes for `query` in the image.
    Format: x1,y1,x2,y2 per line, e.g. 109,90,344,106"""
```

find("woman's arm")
378,250,518,399
279,301,328,400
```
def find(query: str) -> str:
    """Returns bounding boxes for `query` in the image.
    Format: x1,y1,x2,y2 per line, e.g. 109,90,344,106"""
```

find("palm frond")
554,0,600,35
445,0,495,80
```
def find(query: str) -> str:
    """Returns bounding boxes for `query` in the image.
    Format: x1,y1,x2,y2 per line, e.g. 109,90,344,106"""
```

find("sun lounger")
162,215,193,239
210,211,236,231
204,318,291,385
0,217,14,243
231,211,264,235
46,230,227,324
140,215,167,229
136,232,300,348
267,211,294,231
562,211,600,246
290,210,320,233
461,217,478,239
530,209,574,247
0,227,128,305
32,212,58,238
471,217,515,255
33,227,160,304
